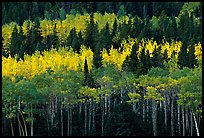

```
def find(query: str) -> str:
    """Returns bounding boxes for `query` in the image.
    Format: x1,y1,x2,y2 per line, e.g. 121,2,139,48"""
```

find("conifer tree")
10,25,23,58
178,40,189,68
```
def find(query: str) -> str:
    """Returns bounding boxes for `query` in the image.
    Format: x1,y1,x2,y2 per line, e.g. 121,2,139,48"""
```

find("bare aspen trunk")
105,96,107,116
85,100,87,136
92,102,95,132
152,100,157,136
31,104,33,136
51,101,54,127
55,96,58,114
70,107,72,136
192,112,199,136
182,106,185,136
185,108,189,136
108,96,111,117
19,110,28,136
67,107,69,136
146,99,149,121
61,100,63,136
171,96,174,136
178,105,181,135
17,113,23,136
102,98,104,136
190,111,193,136
88,102,92,135
10,119,14,136
164,98,167,131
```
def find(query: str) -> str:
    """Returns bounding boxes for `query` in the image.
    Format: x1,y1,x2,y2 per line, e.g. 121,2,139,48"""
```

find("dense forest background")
2,2,202,136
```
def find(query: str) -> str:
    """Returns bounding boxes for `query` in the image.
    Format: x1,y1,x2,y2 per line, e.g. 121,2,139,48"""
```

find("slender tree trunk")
108,96,111,117
171,96,174,136
19,110,28,136
190,111,193,136
192,112,199,136
70,107,72,136
182,106,185,136
146,99,149,121
105,96,107,116
17,112,23,136
120,87,123,104
102,98,104,136
178,105,181,136
185,108,189,136
88,102,92,135
85,100,87,136
142,103,145,121
92,101,95,133
31,103,33,136
61,99,63,136
164,97,167,132
10,119,14,136
152,100,157,136
67,107,69,136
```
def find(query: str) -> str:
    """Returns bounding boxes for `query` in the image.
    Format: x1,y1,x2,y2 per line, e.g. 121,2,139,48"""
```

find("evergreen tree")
51,23,60,50
66,27,77,48
84,13,96,51
111,17,118,39
83,58,95,88
59,7,66,20
126,43,139,74
100,22,112,51
10,25,22,57
187,43,197,68
151,46,159,68
138,47,147,75
178,41,188,68
146,49,152,72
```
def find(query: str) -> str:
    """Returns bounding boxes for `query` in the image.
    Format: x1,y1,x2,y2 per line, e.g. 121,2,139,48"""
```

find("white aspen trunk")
102,98,104,136
192,112,199,136
88,102,92,135
182,106,185,136
132,102,136,113
108,96,111,117
55,96,57,114
190,111,193,136
171,97,174,136
70,107,72,136
185,108,189,136
152,100,157,136
61,100,63,136
105,96,107,116
120,87,123,104
10,119,14,136
178,105,181,136
31,104,33,136
164,98,167,131
17,113,21,136
51,101,54,127
19,109,28,136
52,97,55,118
146,99,149,121
85,100,87,136
92,102,95,132
67,107,69,136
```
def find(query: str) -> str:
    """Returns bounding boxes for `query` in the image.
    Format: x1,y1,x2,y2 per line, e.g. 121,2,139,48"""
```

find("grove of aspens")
2,2,202,136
